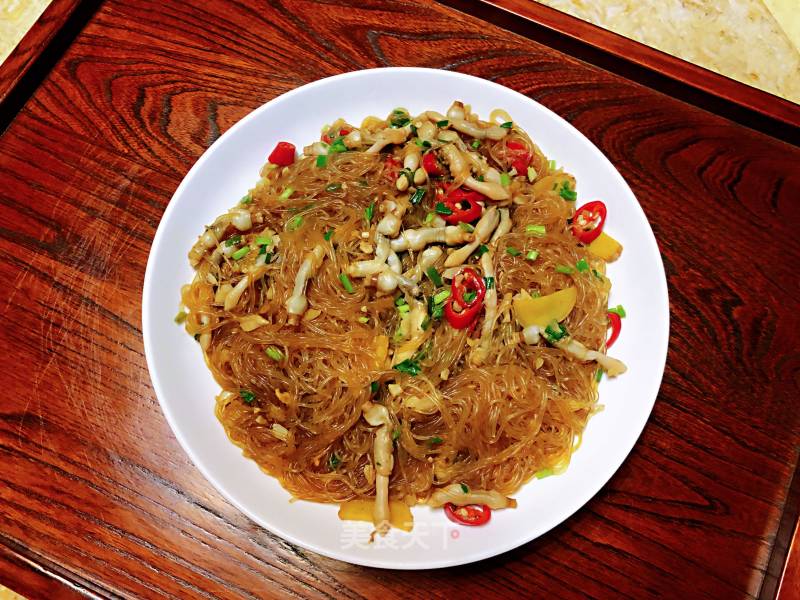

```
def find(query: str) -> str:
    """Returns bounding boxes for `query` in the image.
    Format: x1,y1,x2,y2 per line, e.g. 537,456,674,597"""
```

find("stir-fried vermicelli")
179,102,626,534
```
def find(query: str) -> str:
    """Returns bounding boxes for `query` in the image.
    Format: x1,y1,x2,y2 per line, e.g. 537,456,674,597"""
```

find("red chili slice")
383,155,401,182
571,200,607,245
441,188,484,225
421,151,445,176
505,140,531,174
268,141,296,166
607,311,622,349
444,503,492,526
445,268,486,329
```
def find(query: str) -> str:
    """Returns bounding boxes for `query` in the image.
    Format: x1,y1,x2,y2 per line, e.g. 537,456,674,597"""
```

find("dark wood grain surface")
0,0,799,598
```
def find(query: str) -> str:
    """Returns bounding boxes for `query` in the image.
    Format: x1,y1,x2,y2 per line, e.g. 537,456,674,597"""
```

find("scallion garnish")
595,368,604,382
500,121,513,129
239,193,252,205
426,266,443,288
255,236,272,246
535,468,553,479
392,428,401,442
559,181,577,201
232,246,251,260
316,154,328,168
423,212,435,225
339,273,355,293
433,289,451,304
397,304,410,314
365,202,375,223
224,234,242,247
484,276,495,289
265,346,284,361
394,358,421,376
323,229,334,241
500,172,511,187
526,250,539,261
279,186,294,201
174,310,187,324
330,137,347,153
608,305,627,318
548,159,557,171
459,222,474,233
527,166,537,182
357,316,369,324
395,296,407,306
555,265,574,274
592,269,604,280
436,119,449,127
287,215,303,231
325,182,342,192
506,246,521,257
460,483,469,493
471,139,481,149
239,390,255,403
544,321,568,342
462,290,477,303
576,258,590,272
410,187,426,205
474,244,489,258
435,202,453,216
328,453,341,471
525,224,546,237
370,381,379,394
429,436,444,445
414,138,432,148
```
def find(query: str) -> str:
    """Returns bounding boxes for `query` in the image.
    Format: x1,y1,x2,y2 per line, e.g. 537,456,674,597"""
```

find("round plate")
142,67,669,569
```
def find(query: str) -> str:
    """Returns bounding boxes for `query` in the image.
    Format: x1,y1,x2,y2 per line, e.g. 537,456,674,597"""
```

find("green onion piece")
262,252,273,263
325,183,342,192
394,358,421,376
429,436,444,445
576,258,590,272
287,215,303,231
592,269,604,280
526,250,539,261
232,246,251,260
527,166,537,182
410,187,426,205
265,346,284,361
279,186,294,201
531,290,541,298
426,266,443,288
435,202,453,215
474,244,489,258
414,138,432,148
484,276,495,289
390,113,411,128
436,119,449,127
357,316,370,324
548,159,557,171
423,212,435,225
328,453,341,471
370,381,379,394
224,234,242,247
239,389,256,403
395,296,407,306
174,310,187,324
339,273,355,293
544,321,569,342
555,265,574,274
255,236,273,246
323,229,334,241
397,304,410,314
471,139,481,149
500,121,513,129
506,246,521,257
459,222,474,233
420,316,431,331
364,202,375,223
433,289,451,305
460,483,469,493
608,305,627,318
239,193,252,205
315,154,328,168
392,428,401,441
535,468,553,479
330,137,347,153
462,290,477,303
526,224,546,237
595,368,604,383
500,172,511,187
559,181,577,201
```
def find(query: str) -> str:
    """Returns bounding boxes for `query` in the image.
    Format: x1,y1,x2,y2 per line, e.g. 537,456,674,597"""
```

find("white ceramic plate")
142,67,669,569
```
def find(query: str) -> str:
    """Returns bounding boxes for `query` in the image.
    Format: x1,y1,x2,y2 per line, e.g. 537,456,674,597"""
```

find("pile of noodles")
180,110,610,507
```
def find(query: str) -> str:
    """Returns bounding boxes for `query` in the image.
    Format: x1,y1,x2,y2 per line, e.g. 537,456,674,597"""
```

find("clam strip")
489,208,512,245
224,264,269,312
376,197,410,237
284,244,326,324
390,226,472,253
348,235,391,277
446,101,509,141
392,299,428,364
553,337,627,377
405,246,443,283
444,207,500,268
428,483,517,510
470,250,498,366
362,401,395,535
441,144,509,201
365,126,412,154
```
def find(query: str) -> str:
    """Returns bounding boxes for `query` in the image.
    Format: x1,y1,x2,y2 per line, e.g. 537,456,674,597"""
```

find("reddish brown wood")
0,0,81,105
777,519,800,599
0,0,798,598
455,0,800,130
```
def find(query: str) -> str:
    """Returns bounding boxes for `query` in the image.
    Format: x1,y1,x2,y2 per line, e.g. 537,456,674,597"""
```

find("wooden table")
1,1,798,598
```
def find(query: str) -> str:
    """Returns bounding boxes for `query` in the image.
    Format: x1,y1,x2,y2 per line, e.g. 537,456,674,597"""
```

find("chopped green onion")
462,290,477,303
174,310,187,324
239,193,252,205
460,483,469,493
287,215,303,231
526,250,539,261
471,139,481,149
392,428,401,441
608,305,627,318
232,246,251,260
527,166,537,182
420,316,431,331
414,138,432,148
395,296,407,306
559,181,577,201
459,222,474,233
555,265,574,274
595,368,604,383
548,159,557,171
265,346,284,361
279,186,294,201
484,276,495,289
436,119,449,127
435,202,453,215
544,321,568,342
506,246,521,257
410,187,426,205
255,236,273,246
433,289,451,304
394,358,421,376
423,212,435,225
328,453,341,471
474,244,489,258
500,172,511,187
339,273,355,293
370,381,379,394
224,234,242,247
535,468,553,479
531,290,541,298
592,269,604,280
526,224,546,237
476,174,485,182
397,304,411,314
330,137,347,153
576,258,590,272
239,390,255,403
357,316,370,324
365,202,375,224
262,252,273,263
323,229,334,241
426,266,443,287
390,112,410,128
316,154,328,168
500,121,513,129
325,183,342,192
429,436,444,445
